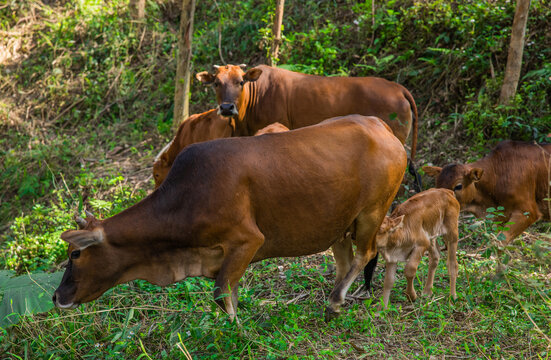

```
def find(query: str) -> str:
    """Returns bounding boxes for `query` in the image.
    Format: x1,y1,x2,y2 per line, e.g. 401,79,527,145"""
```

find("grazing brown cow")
53,115,407,321
196,64,421,189
153,109,231,188
423,140,551,243
374,189,460,308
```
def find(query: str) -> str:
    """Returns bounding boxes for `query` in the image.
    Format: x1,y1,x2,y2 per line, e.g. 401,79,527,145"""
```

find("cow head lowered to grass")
53,115,407,321
423,140,551,244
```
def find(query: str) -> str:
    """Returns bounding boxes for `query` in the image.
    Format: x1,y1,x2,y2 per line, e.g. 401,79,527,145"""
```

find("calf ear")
244,68,262,82
423,166,442,178
61,229,103,250
389,215,405,232
196,71,215,84
469,168,484,182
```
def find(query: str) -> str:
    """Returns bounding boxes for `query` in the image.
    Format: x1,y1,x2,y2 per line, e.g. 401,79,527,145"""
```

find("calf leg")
404,247,425,302
423,239,440,297
382,261,397,308
444,230,459,300
332,235,354,285
327,210,380,317
501,208,539,244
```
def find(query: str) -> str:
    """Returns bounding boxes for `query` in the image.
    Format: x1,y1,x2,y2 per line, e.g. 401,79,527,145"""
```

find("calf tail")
403,89,422,192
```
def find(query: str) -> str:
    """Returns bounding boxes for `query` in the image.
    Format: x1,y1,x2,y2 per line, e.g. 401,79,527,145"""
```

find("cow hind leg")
331,235,354,285
326,210,380,319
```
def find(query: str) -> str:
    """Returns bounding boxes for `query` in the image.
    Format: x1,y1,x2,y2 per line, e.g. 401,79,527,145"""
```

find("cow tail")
403,88,422,192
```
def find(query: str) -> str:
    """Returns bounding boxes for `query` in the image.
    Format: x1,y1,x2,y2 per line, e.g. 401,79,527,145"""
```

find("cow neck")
101,194,175,247
235,80,257,136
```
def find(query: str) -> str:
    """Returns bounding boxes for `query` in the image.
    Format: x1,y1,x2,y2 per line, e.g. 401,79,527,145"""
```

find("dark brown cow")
423,140,551,243
196,64,419,164
53,115,407,320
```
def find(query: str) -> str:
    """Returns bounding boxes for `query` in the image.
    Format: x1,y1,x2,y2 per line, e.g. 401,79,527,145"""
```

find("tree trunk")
129,0,145,19
499,0,530,105
268,0,285,66
173,0,196,128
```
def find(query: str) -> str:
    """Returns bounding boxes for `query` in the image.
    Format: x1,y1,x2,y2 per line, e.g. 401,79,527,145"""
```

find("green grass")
1,230,550,358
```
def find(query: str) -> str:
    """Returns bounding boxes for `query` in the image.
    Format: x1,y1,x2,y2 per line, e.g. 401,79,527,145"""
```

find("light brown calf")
374,188,460,308
423,140,551,243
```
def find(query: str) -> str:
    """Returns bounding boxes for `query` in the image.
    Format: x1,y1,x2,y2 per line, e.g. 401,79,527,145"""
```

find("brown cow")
423,140,551,243
254,122,289,135
53,115,407,321
374,188,460,308
153,109,231,188
153,113,289,188
195,64,421,189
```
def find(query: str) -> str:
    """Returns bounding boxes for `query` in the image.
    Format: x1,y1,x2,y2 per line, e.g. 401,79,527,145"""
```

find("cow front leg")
213,231,264,322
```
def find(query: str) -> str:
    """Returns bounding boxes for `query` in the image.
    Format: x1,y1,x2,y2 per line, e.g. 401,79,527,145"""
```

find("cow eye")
453,184,463,191
71,250,81,260
213,82,219,87
240,80,244,86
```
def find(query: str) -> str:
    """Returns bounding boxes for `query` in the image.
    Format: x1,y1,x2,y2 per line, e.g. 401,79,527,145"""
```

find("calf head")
153,151,171,189
375,215,405,248
52,213,124,309
423,164,484,210
196,64,263,117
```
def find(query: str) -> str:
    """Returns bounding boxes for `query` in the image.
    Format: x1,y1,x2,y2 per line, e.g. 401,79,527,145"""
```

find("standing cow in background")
423,140,551,243
196,64,421,190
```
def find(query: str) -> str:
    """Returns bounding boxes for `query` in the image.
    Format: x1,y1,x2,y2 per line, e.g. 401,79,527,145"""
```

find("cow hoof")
324,307,340,322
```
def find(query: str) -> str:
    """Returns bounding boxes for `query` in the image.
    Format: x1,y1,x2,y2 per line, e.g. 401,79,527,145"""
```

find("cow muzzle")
52,291,78,309
218,103,238,116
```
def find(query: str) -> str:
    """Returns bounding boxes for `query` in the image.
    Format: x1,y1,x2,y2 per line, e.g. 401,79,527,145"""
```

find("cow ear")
243,68,262,82
469,168,484,182
423,166,442,178
389,215,405,233
160,151,170,166
61,229,103,250
196,71,215,84
378,216,391,233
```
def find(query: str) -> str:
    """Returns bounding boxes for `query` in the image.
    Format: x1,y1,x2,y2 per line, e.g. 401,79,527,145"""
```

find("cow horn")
85,210,95,218
75,215,88,229
213,65,220,70
238,64,247,69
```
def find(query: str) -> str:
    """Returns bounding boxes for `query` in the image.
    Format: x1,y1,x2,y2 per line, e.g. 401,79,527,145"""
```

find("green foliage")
0,270,63,327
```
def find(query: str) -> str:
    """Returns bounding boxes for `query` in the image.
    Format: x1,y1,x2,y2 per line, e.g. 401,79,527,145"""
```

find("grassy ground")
1,0,550,358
